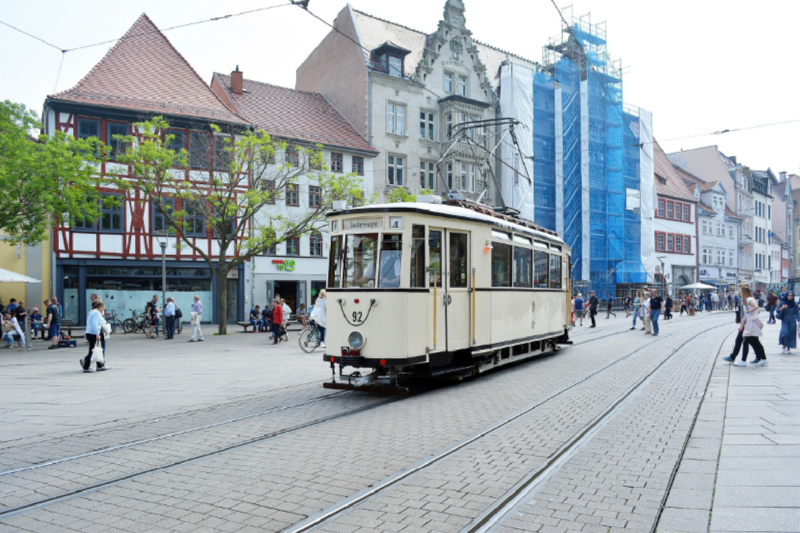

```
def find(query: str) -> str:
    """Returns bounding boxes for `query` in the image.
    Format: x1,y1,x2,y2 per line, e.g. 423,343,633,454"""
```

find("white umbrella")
679,282,716,290
0,268,41,284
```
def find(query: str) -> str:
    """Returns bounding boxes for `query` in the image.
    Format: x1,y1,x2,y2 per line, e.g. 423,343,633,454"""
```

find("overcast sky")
2,0,798,174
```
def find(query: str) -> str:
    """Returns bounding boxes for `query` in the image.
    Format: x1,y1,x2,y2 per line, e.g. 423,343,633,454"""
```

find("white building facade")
696,182,741,289
751,172,772,290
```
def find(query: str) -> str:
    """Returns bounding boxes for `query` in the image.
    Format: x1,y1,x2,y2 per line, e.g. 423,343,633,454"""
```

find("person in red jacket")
271,299,283,345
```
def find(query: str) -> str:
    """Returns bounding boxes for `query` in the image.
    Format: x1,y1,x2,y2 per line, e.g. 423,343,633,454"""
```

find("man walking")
605,293,616,319
650,289,663,336
574,293,585,326
664,294,673,320
189,295,204,342
44,298,61,350
271,299,284,344
588,291,599,328
766,290,778,324
164,297,176,339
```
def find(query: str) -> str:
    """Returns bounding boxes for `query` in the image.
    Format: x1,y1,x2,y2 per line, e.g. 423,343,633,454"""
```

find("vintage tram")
322,198,572,392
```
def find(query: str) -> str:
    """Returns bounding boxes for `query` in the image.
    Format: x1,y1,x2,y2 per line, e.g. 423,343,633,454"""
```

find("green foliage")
388,188,433,203
0,100,105,246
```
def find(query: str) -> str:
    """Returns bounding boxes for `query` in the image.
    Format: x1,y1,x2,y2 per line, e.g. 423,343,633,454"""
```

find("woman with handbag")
82,299,109,373
738,285,767,367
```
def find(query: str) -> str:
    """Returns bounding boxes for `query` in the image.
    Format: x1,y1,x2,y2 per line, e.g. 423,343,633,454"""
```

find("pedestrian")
81,299,108,372
44,298,61,350
250,305,263,333
680,295,688,316
574,293,585,326
145,295,159,339
309,290,327,348
31,307,44,339
588,291,599,328
630,290,642,330
649,289,663,336
723,300,746,364
641,291,652,334
281,298,292,341
260,305,270,332
189,295,204,342
624,295,632,318
164,297,176,339
606,293,616,319
664,294,673,320
738,285,767,367
776,292,799,354
2,312,24,348
766,290,778,324
297,304,308,327
14,301,27,324
271,298,284,345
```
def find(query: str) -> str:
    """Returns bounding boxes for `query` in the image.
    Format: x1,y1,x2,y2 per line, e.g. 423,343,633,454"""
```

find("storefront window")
86,278,213,323
343,233,378,288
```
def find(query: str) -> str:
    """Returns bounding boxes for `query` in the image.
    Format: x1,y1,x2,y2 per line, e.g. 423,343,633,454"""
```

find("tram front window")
378,234,403,288
343,233,378,287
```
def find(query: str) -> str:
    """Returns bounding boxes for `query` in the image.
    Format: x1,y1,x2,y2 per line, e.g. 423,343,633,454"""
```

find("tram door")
445,231,471,351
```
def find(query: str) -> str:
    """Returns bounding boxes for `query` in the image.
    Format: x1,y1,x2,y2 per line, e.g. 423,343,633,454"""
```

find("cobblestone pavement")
2,311,793,532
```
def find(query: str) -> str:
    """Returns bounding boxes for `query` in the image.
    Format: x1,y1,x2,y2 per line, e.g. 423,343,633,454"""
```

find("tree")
0,100,104,246
117,116,366,334
388,188,434,203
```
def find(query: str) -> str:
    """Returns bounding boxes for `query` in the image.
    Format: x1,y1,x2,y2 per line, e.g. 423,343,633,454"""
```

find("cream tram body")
324,202,572,378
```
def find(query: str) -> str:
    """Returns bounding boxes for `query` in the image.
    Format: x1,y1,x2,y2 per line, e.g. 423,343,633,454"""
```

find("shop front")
57,259,244,326
699,266,738,293
250,255,327,318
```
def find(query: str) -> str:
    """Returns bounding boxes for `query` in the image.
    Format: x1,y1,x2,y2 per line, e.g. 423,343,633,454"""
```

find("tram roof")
329,203,568,248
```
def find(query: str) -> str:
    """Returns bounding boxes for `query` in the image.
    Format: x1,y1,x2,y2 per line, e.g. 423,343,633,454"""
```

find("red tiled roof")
48,15,247,125
676,167,703,186
725,205,743,220
653,140,696,202
213,74,376,153
699,181,718,192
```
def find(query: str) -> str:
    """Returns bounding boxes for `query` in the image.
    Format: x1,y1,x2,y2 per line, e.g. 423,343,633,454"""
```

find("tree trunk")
217,259,228,335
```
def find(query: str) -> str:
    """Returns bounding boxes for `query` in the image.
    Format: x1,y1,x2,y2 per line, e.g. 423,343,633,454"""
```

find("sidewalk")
660,321,800,533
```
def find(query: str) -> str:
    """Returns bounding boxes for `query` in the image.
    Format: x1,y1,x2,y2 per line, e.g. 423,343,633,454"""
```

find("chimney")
780,171,787,183
231,66,243,95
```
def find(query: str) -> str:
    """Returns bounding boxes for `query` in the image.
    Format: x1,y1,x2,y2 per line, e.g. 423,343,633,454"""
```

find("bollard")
24,315,31,352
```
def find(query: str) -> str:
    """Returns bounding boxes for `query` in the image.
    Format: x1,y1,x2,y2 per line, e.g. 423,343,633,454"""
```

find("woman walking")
309,290,327,349
630,291,642,330
640,291,652,334
81,299,108,372
777,292,800,354
737,285,767,367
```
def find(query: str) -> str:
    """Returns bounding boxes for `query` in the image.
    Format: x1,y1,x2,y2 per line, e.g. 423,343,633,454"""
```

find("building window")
286,238,299,256
167,129,186,153
183,200,206,236
444,72,453,94
107,122,129,160
421,161,435,190
684,205,690,222
263,179,275,205
388,155,404,186
286,184,299,206
667,234,674,252
684,236,691,254
285,148,299,167
152,197,175,234
213,135,232,171
446,113,453,140
265,244,276,256
352,156,364,176
420,111,435,141
309,185,320,208
667,202,673,219
447,162,453,190
331,153,343,173
458,75,467,96
309,233,322,257
702,248,710,264
77,118,100,141
729,250,734,266
676,235,682,253
656,233,665,251
189,131,209,169
729,225,734,239
658,200,665,218
387,55,402,77
99,194,124,233
388,103,405,135
717,250,725,266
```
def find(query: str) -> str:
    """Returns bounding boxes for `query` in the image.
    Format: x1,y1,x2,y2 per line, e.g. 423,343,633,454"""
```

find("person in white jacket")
81,299,108,372
309,290,327,348
2,312,25,348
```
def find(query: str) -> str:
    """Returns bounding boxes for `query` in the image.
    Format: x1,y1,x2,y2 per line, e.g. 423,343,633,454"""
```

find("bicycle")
122,309,149,334
104,310,124,335
298,320,322,353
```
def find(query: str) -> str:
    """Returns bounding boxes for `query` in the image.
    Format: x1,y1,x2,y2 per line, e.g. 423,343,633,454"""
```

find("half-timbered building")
42,15,250,325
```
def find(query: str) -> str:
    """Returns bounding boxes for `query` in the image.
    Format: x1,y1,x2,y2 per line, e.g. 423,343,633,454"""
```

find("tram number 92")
351,311,364,324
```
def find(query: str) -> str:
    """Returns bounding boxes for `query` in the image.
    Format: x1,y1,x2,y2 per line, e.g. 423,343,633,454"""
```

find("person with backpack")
588,291,599,328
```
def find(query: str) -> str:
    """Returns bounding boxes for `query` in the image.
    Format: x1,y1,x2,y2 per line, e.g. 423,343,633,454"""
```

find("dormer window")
372,41,411,79
387,55,402,77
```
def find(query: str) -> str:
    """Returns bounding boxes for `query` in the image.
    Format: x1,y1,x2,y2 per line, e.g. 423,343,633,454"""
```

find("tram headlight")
348,331,366,350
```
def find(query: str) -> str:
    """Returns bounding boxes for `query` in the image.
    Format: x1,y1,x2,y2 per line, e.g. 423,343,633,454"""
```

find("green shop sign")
272,259,296,272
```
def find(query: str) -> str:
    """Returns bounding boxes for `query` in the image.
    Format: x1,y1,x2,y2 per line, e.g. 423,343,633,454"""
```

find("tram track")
0,314,728,522
279,317,732,533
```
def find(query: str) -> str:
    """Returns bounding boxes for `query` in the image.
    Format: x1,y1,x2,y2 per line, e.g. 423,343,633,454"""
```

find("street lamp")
154,230,169,336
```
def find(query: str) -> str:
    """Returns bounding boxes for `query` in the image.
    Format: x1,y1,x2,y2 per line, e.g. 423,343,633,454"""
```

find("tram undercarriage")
322,328,572,394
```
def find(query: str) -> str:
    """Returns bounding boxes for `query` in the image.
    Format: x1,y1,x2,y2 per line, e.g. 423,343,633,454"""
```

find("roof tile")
49,14,247,125
653,140,697,202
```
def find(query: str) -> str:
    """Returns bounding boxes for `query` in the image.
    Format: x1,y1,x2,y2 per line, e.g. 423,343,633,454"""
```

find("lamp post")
154,231,168,337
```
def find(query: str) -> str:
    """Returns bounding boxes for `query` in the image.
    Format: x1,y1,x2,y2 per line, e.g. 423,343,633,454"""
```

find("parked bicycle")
103,309,125,335
122,308,149,334
298,320,322,353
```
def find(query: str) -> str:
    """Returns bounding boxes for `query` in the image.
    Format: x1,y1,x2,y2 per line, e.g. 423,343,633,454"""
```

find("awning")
0,268,41,283
680,282,717,290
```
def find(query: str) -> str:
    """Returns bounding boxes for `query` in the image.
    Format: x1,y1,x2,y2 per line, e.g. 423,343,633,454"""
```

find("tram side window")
429,230,443,288
449,233,468,288
328,235,343,287
549,255,562,289
410,225,426,288
378,234,402,288
491,242,512,287
533,251,549,288
513,247,532,288
343,233,378,287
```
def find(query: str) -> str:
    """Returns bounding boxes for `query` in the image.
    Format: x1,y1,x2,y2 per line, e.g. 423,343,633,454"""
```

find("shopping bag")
190,312,200,326
90,344,105,364
102,323,112,336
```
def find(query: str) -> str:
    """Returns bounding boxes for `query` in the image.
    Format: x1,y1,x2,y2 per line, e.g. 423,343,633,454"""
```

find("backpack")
175,307,183,319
